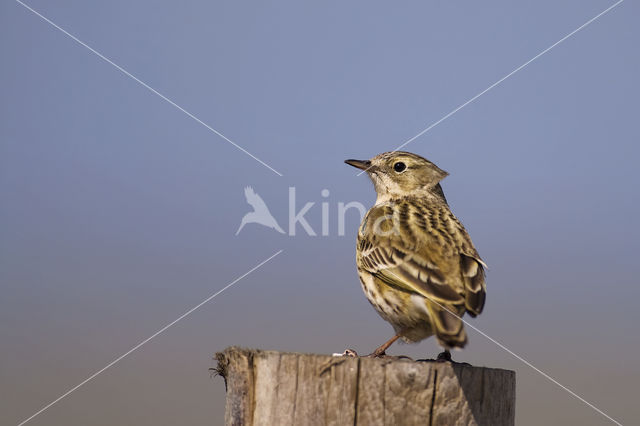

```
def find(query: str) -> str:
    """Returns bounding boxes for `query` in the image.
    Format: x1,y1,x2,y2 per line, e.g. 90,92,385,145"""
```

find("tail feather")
426,301,468,348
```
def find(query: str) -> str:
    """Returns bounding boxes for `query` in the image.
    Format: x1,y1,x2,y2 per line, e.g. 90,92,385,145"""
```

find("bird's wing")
459,253,486,316
244,186,270,212
447,215,487,317
357,200,485,344
357,200,483,308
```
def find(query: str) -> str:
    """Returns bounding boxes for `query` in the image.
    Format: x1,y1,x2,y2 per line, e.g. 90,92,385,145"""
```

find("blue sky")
1,1,638,425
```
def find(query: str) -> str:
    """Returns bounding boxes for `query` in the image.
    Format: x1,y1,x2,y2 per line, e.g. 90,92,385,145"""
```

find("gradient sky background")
1,1,639,425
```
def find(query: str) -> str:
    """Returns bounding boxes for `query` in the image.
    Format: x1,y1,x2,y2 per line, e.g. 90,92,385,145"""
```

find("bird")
236,186,285,235
344,151,486,360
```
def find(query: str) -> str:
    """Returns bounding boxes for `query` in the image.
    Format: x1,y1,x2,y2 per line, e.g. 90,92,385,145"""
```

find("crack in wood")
215,348,515,426
429,368,438,426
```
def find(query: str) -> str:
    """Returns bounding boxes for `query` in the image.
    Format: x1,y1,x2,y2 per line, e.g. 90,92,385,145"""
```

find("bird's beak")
344,159,372,171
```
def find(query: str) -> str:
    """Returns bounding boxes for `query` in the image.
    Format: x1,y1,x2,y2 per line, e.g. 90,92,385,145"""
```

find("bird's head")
345,151,448,201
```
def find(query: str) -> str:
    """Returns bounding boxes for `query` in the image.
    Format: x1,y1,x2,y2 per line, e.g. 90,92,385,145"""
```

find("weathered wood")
215,347,515,426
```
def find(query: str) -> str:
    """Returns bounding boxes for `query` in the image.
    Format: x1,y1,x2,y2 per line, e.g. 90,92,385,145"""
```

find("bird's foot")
366,348,387,358
435,350,471,366
416,350,471,366
366,349,412,360
341,349,359,357
339,348,388,358
436,350,452,362
339,348,411,360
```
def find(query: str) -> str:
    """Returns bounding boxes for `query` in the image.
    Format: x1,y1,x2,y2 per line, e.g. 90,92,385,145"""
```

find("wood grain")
215,347,515,426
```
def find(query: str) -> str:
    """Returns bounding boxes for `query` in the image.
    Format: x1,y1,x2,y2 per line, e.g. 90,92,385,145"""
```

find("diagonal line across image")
16,250,283,426
10,1,627,425
15,0,284,177
357,0,624,176
378,269,624,426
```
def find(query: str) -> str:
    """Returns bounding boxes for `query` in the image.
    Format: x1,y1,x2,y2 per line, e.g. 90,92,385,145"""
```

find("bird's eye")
393,162,406,173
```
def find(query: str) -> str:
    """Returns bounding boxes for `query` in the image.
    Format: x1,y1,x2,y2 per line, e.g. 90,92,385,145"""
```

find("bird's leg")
341,331,405,358
367,333,402,358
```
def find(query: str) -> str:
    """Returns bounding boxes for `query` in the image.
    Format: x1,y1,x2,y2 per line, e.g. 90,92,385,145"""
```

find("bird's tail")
426,301,468,349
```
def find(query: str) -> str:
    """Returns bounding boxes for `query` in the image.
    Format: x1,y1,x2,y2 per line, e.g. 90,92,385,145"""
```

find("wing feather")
460,254,486,316
357,201,485,313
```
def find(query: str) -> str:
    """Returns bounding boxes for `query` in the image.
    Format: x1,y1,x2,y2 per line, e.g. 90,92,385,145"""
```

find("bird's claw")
342,349,359,357
436,350,452,362
340,348,412,361
341,349,393,359
366,350,387,358
425,350,471,366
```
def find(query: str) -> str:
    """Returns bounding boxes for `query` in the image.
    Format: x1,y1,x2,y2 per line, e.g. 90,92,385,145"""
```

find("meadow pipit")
345,151,486,359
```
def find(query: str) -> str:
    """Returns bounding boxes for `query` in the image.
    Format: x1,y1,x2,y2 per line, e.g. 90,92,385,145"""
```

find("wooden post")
215,347,515,426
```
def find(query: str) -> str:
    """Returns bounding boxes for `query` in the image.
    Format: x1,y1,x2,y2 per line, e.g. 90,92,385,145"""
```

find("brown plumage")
345,152,486,355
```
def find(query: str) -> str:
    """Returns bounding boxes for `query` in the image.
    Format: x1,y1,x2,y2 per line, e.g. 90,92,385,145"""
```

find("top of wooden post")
215,347,515,426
